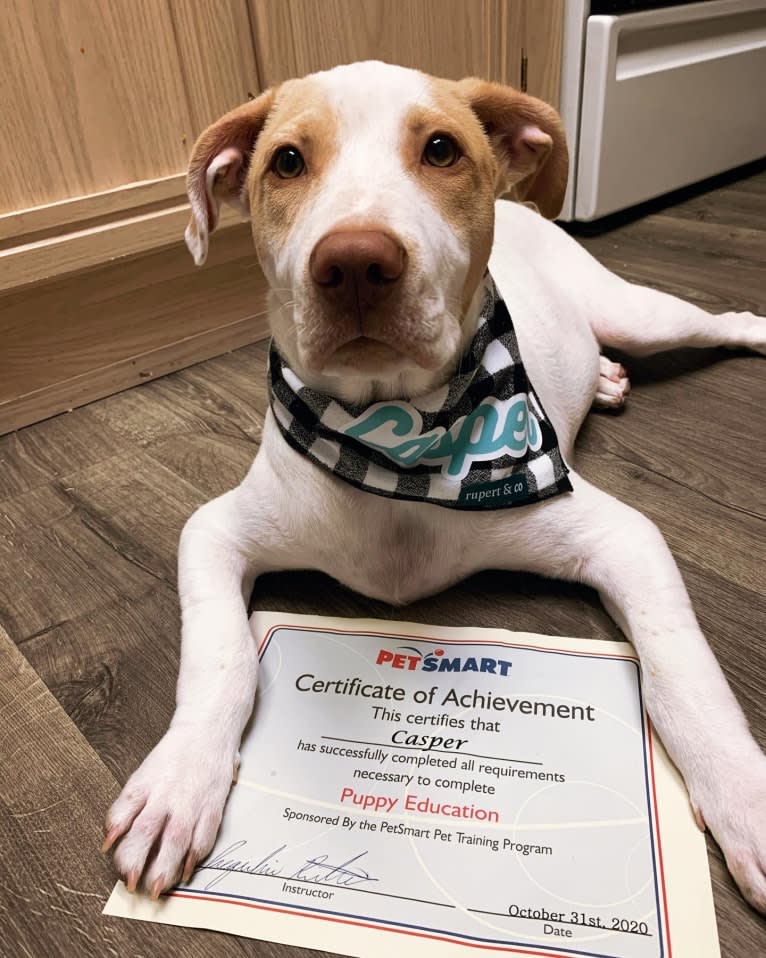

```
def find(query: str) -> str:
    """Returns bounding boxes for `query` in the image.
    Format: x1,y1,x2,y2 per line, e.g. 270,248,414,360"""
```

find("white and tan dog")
103,61,766,911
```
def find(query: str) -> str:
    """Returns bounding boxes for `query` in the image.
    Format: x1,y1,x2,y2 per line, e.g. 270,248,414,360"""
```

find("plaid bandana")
268,275,572,510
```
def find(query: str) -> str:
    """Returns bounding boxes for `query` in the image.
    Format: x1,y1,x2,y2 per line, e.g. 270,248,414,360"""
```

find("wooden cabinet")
251,0,524,89
0,0,262,212
0,0,260,291
251,0,562,104
0,0,563,435
526,0,565,106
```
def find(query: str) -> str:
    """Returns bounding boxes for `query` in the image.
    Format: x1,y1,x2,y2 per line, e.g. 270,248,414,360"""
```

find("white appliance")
558,0,766,221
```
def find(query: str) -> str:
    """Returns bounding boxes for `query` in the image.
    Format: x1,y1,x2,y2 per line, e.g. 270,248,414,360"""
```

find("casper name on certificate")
157,619,679,958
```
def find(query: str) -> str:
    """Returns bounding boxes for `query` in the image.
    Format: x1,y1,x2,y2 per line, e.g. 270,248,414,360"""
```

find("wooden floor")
1,166,765,957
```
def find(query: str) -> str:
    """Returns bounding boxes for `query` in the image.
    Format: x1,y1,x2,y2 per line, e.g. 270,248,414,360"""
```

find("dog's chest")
337,508,458,605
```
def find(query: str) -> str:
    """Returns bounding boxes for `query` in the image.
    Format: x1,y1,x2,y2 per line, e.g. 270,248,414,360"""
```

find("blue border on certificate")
173,626,667,958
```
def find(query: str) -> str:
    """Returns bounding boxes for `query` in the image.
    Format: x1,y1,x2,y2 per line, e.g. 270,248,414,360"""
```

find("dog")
102,61,766,912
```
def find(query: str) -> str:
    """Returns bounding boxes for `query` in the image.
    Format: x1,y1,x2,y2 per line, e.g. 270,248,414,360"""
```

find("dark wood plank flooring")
1,166,765,956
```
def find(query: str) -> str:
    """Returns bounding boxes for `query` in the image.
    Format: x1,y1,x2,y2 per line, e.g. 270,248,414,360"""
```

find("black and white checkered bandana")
268,275,572,510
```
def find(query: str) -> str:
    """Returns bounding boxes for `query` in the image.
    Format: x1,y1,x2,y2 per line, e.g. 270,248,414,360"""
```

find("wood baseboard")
0,174,246,293
0,223,270,435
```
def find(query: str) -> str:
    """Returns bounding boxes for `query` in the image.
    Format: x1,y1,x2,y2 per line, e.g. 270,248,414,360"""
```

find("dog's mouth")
318,328,454,377
290,286,462,380
327,336,405,372
297,305,445,372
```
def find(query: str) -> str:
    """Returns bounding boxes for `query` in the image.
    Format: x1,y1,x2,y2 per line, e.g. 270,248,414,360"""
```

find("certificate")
105,612,720,958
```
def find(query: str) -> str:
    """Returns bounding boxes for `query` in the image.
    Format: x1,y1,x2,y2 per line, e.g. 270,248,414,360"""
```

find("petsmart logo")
376,645,513,676
342,394,542,480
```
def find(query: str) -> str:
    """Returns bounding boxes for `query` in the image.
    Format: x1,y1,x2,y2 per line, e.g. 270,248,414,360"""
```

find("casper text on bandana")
269,275,572,510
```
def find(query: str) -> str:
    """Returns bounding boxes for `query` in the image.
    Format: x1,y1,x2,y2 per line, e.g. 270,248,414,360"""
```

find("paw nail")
101,827,120,853
126,870,139,893
150,878,165,900
182,852,198,883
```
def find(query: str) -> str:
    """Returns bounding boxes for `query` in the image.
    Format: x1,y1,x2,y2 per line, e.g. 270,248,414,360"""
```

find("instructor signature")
194,840,379,892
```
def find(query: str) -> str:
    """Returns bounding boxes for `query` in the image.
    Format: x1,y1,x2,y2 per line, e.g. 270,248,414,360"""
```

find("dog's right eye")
423,134,460,168
272,146,305,179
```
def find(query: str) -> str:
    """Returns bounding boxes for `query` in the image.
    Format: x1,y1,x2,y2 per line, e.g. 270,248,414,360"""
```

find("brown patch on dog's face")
246,79,340,276
408,79,499,316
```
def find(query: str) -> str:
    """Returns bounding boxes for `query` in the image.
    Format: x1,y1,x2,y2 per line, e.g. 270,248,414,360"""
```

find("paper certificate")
105,612,720,958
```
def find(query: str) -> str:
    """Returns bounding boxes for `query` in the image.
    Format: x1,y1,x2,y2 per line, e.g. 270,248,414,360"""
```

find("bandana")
268,275,572,510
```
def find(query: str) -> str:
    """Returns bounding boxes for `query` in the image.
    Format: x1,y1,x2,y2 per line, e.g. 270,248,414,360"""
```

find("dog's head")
185,61,567,398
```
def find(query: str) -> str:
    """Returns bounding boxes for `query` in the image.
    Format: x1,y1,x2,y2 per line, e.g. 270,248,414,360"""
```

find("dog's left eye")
272,146,305,179
423,134,460,168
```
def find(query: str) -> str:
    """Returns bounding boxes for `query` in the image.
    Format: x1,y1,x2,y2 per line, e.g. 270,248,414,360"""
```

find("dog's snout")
310,229,406,306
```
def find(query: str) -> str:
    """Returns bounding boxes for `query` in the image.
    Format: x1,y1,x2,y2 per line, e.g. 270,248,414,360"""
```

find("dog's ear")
185,89,276,265
457,79,568,219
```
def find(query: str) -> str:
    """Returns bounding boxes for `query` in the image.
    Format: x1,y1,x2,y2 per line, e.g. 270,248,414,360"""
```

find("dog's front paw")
691,761,766,914
103,729,237,898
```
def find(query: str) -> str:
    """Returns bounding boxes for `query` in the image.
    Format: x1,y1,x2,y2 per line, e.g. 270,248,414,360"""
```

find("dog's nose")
310,229,406,306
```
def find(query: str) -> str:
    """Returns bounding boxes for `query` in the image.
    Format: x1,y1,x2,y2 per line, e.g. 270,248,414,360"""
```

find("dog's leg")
590,280,766,357
493,475,766,912
103,487,281,897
